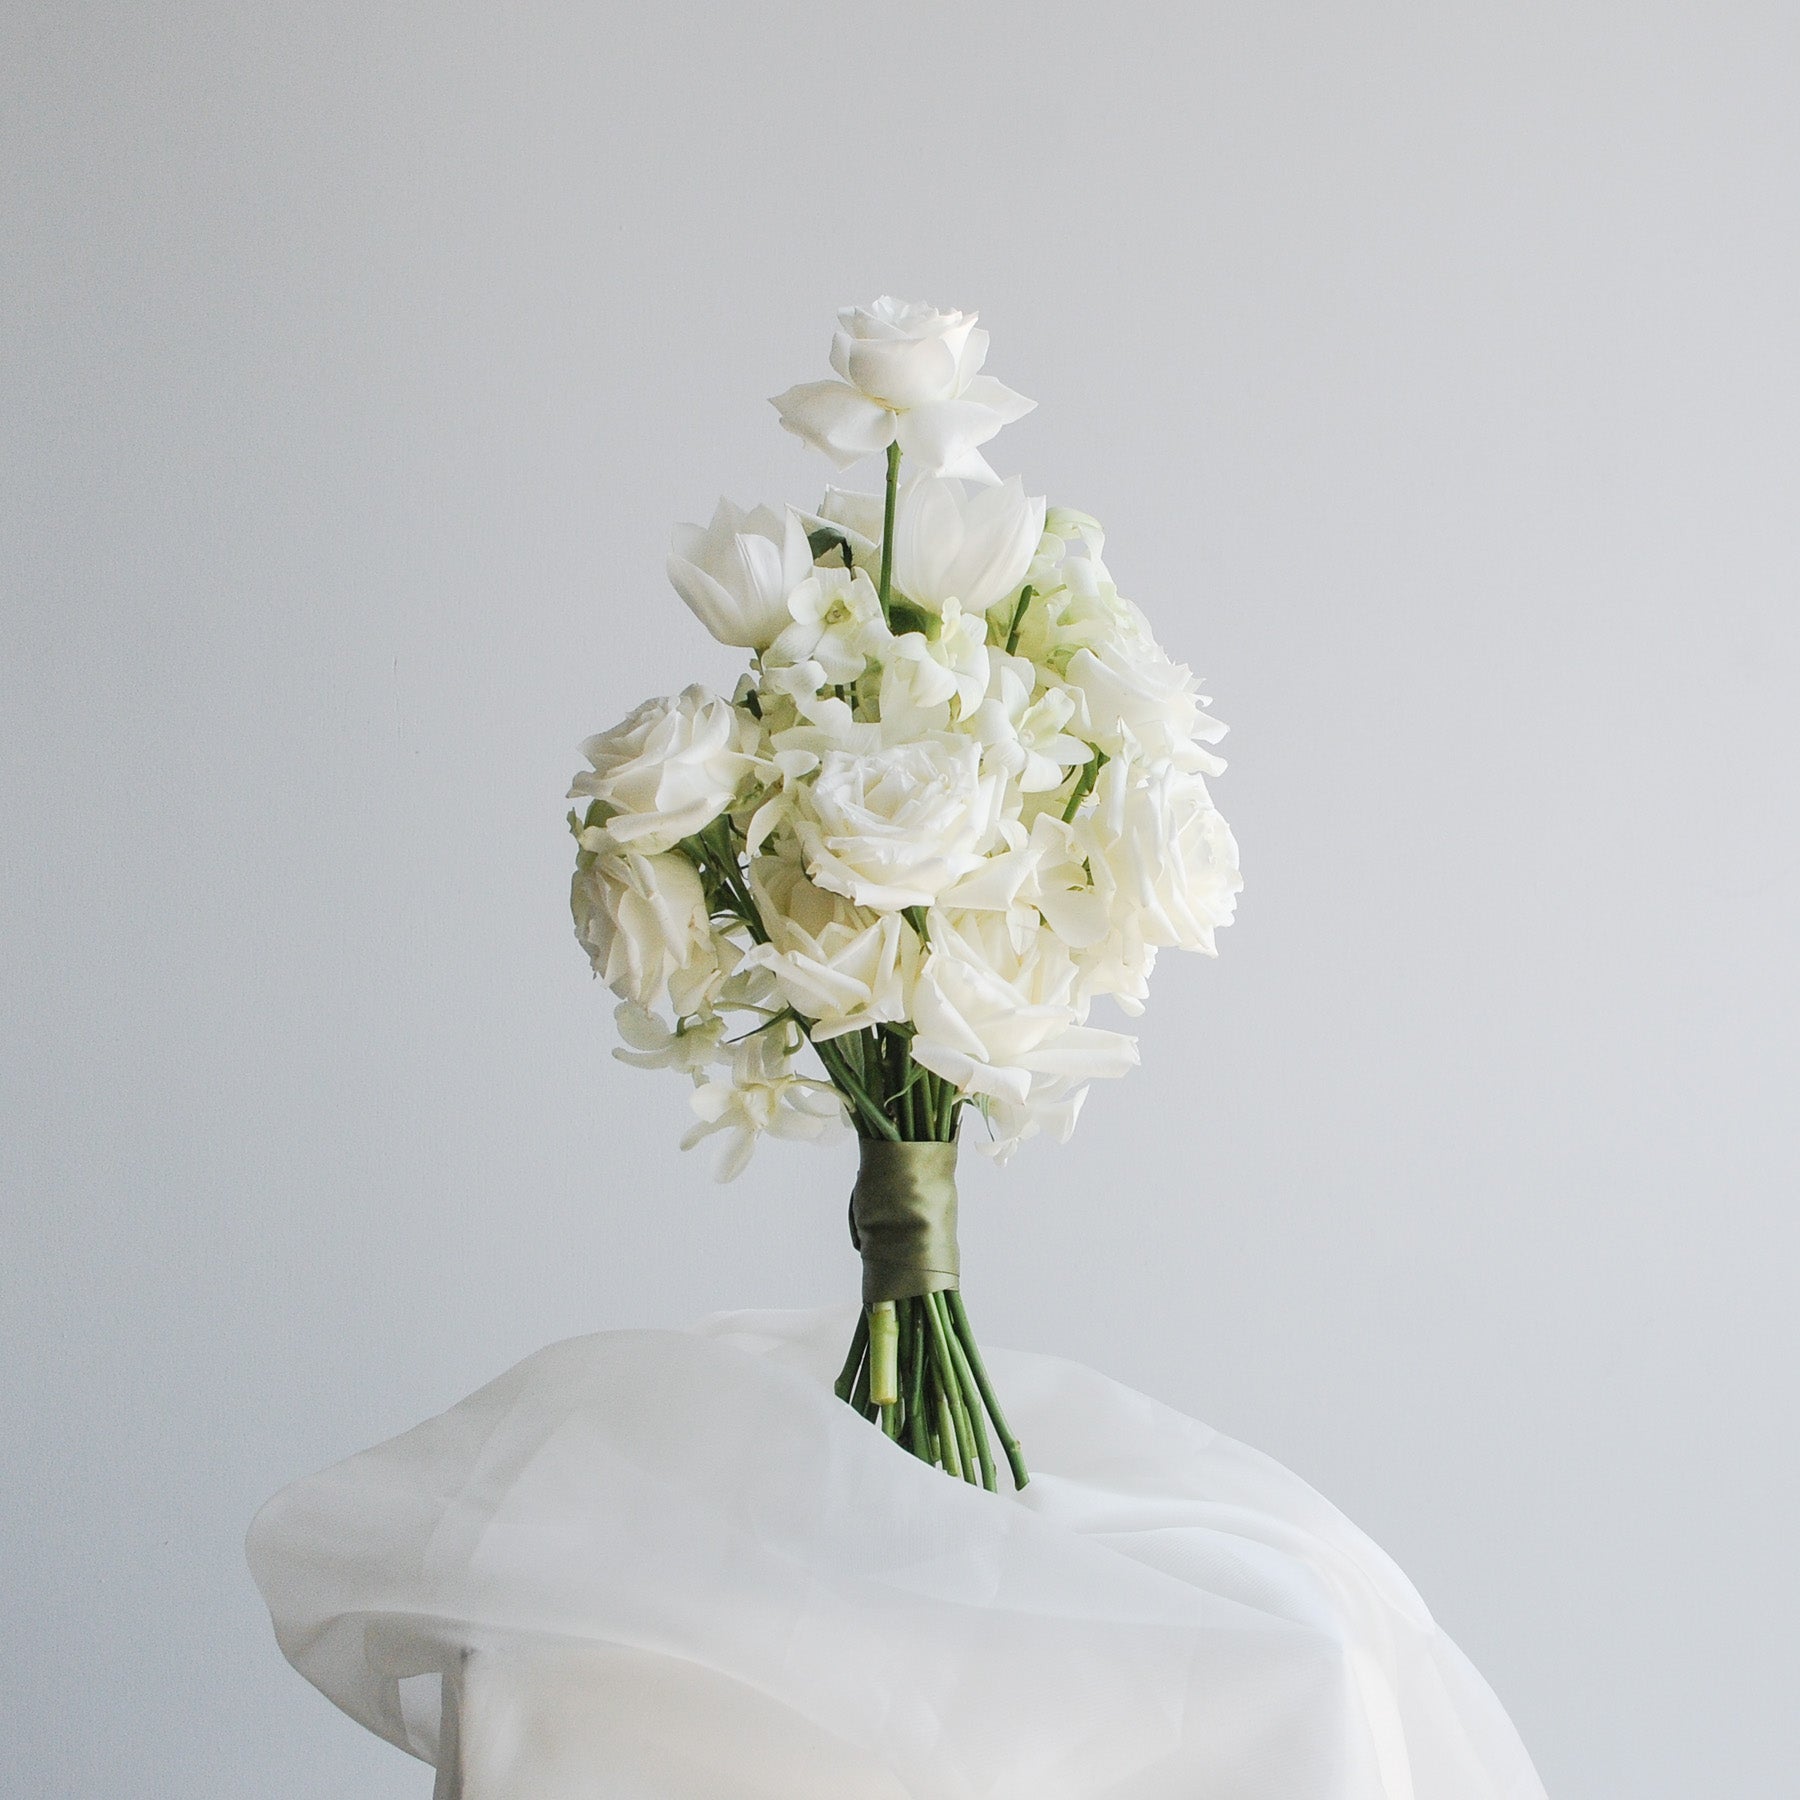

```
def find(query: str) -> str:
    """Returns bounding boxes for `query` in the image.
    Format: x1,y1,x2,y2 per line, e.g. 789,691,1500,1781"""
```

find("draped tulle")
247,1308,1546,1800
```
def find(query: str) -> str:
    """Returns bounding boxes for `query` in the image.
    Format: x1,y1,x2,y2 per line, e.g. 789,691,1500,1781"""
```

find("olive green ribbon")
849,1140,960,1304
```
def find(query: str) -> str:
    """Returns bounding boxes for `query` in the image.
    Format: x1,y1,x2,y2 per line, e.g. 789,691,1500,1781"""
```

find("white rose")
1062,631,1228,772
571,848,722,1016
909,910,1139,1107
1079,761,1242,956
893,476,1045,615
667,499,816,649
771,297,1036,481
570,685,756,854
741,857,920,1040
797,736,1000,910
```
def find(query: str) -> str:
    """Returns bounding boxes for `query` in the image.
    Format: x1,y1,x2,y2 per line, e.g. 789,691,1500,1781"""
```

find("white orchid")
771,297,1035,481
767,564,887,684
667,500,816,649
970,655,1091,793
681,1027,843,1182
611,1001,727,1074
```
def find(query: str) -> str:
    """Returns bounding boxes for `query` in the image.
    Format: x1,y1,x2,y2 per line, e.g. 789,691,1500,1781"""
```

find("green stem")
933,1378,963,1480
877,439,901,625
1060,747,1108,823
903,1299,930,1459
834,1308,869,1402
941,1298,995,1491
923,1290,980,1484
814,1036,900,1140
1003,585,1035,656
947,1290,1029,1489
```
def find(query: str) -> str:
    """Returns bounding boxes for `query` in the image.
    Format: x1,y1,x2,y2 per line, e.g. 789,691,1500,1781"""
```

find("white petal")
778,506,815,591
770,382,895,469
816,487,887,545
957,374,1037,426
841,335,959,408
931,441,1002,483
895,401,1008,478
665,554,749,646
953,325,990,388
891,477,965,605
713,1126,756,1183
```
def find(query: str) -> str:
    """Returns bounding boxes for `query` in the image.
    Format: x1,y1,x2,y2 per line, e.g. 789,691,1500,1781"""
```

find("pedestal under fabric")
247,1308,1546,1800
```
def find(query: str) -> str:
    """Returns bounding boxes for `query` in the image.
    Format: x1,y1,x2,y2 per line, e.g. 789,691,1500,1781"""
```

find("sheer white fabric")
248,1308,1546,1800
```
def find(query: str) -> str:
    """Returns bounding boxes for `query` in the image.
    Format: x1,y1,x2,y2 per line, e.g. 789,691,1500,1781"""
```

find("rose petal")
770,381,896,469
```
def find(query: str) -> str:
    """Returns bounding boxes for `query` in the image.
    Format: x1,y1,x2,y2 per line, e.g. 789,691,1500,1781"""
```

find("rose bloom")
1061,629,1228,773
742,855,920,1040
570,684,756,854
1079,761,1243,956
770,297,1035,481
571,847,722,1016
796,735,1001,911
908,909,1139,1107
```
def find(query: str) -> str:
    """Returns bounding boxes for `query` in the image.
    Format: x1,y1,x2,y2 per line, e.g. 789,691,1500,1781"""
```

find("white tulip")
798,736,1000,911
570,685,756,854
893,476,1046,615
571,848,722,1016
771,297,1035,480
667,501,815,649
803,487,886,571
805,476,1042,631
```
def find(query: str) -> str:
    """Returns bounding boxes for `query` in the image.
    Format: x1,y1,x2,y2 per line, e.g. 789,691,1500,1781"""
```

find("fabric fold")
248,1307,1546,1800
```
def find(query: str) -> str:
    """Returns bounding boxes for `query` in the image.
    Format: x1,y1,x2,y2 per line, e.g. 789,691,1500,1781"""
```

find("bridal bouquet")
570,299,1240,1490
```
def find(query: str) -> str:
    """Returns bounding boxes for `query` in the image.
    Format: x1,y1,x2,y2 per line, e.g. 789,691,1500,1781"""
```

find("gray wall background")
4,4,1796,1796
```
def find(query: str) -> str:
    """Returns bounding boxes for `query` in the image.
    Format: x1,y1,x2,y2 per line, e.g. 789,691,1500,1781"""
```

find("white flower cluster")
572,300,1240,1177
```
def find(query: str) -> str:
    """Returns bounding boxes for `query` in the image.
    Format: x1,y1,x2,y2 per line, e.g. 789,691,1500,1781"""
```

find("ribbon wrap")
849,1140,960,1304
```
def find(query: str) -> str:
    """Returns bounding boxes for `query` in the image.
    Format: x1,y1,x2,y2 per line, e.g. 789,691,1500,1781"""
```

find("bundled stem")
834,1287,1027,1493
